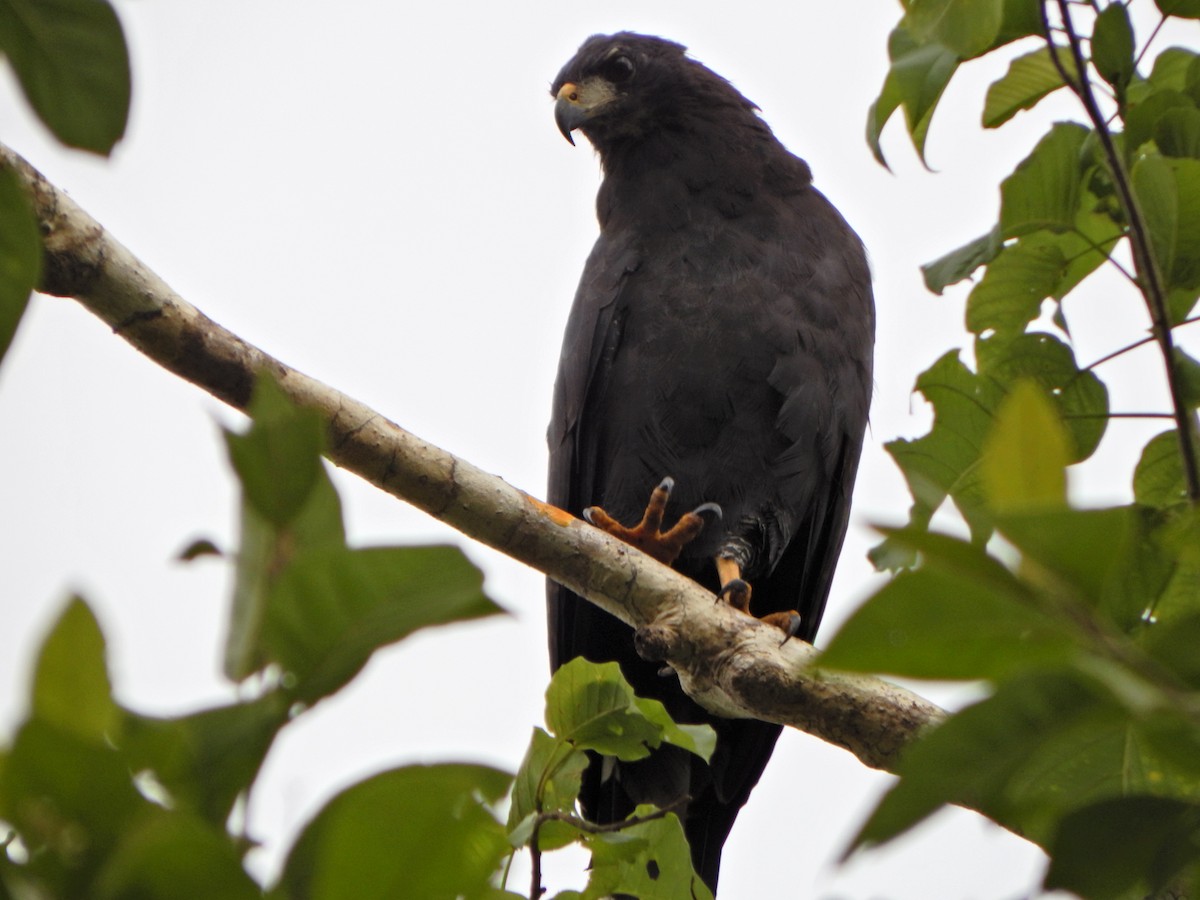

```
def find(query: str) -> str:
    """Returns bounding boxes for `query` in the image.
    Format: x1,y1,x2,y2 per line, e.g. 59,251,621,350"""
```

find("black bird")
546,33,874,893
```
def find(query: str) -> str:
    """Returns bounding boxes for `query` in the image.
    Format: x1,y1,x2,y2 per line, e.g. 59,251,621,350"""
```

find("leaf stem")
536,795,690,835
1042,0,1200,503
529,816,543,899
1085,316,1200,371
1133,14,1169,70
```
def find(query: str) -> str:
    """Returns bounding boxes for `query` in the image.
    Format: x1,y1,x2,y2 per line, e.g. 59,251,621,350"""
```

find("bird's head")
550,32,757,152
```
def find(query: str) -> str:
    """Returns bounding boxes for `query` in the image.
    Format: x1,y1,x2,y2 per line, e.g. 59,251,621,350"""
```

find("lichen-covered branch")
0,141,944,773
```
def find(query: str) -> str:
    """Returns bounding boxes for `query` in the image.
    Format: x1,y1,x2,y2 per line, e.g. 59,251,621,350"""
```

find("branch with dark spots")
0,140,944,774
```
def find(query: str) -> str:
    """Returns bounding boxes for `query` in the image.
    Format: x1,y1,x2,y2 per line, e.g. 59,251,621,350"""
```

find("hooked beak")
554,83,586,145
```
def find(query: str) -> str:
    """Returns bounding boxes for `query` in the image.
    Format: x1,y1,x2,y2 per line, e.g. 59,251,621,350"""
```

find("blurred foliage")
0,0,130,375
0,378,712,898
6,1,1200,897
828,1,1200,897
0,0,129,154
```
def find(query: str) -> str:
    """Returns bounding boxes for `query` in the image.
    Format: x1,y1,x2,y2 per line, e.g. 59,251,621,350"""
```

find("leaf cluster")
836,1,1200,896
508,657,715,900
0,377,714,899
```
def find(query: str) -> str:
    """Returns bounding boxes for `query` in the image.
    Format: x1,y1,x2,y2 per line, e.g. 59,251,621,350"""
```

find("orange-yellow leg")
584,477,720,566
715,557,752,611
715,556,802,642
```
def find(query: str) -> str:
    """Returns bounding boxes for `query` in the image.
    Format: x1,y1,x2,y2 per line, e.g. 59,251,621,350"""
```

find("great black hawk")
546,32,874,892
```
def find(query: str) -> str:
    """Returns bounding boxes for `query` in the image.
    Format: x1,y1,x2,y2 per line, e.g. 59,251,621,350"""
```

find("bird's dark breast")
582,219,852,582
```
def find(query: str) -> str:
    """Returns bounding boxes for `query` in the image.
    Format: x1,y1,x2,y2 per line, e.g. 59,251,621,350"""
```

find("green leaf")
1049,195,1128,296
1125,89,1195,157
1091,4,1135,93
121,693,290,825
0,167,40,366
544,658,716,761
883,351,1004,537
1169,285,1200,323
1147,520,1200,625
0,719,148,893
0,0,130,154
94,810,260,900
852,670,1200,855
582,806,712,900
545,659,715,762
903,0,1003,59
965,239,1066,338
867,25,959,168
974,331,1109,462
224,468,346,681
959,202,1120,333
277,764,512,900
224,375,327,528
879,332,1109,564
1044,796,1200,899
1150,47,1200,92
31,596,118,743
1154,0,1200,18
1143,610,1200,688
224,502,278,681
224,377,346,682
1172,347,1200,409
921,227,1002,294
980,380,1069,513
631,696,716,761
177,537,222,561
850,673,1104,851
983,47,1069,129
506,727,588,851
265,545,502,703
1157,107,1200,159
1132,153,1200,291
997,506,1173,630
1134,430,1189,507
996,0,1042,45
821,531,1076,680
999,123,1090,237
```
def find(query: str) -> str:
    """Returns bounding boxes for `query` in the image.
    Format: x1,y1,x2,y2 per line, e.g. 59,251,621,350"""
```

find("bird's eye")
602,55,635,84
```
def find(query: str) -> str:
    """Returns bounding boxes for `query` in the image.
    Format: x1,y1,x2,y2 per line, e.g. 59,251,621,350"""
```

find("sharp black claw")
691,501,723,521
779,613,803,646
718,578,749,599
657,665,676,678
582,507,596,525
657,476,675,493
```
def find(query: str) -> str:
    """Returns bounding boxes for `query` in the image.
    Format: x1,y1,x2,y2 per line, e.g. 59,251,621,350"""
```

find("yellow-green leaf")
981,380,1070,513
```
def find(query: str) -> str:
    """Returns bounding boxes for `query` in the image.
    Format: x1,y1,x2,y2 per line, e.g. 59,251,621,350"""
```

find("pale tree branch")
0,141,944,774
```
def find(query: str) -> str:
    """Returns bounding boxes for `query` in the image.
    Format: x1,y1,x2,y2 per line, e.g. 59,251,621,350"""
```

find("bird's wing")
546,233,639,669
752,188,875,641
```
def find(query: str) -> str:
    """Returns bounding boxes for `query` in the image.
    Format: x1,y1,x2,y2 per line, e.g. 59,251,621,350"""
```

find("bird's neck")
593,122,810,233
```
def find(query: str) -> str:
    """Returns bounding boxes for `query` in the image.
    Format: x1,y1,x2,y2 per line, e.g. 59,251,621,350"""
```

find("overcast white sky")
1,3,1195,897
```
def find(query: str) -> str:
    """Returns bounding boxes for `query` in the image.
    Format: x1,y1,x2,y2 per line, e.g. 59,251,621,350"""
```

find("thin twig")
1065,224,1136,285
526,796,691,897
1042,0,1200,501
530,813,543,900
1134,14,1169,69
537,795,691,835
1086,316,1200,371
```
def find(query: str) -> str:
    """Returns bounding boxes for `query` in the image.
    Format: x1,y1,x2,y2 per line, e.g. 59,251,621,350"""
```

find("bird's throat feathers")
593,118,813,233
